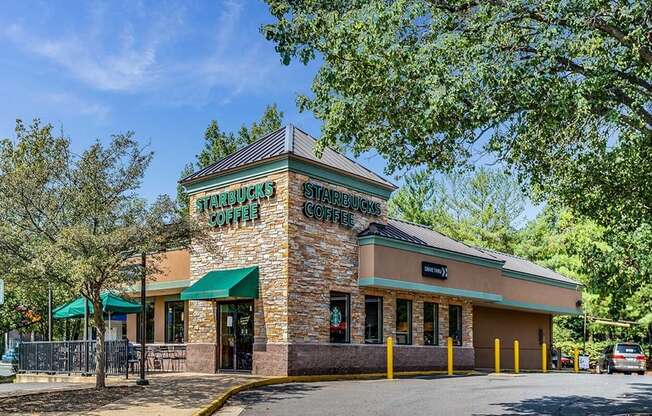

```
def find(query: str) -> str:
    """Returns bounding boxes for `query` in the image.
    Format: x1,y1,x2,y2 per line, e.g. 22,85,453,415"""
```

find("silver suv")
597,343,646,375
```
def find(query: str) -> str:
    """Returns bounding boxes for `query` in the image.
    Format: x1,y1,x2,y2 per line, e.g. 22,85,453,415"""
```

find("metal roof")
181,125,395,189
359,219,501,262
476,247,581,285
360,218,581,285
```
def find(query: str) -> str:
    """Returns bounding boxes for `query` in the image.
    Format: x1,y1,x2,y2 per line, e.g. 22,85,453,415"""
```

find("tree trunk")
91,293,106,389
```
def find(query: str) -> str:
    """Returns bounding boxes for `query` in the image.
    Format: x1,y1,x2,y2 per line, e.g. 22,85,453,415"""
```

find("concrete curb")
193,370,479,416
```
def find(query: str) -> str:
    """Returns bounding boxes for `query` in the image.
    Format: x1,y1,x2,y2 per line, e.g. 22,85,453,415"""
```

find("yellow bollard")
494,338,500,374
574,347,579,373
387,336,394,379
447,336,453,376
514,340,520,374
542,343,547,373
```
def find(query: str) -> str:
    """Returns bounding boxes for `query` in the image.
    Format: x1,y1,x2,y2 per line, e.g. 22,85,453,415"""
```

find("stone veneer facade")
186,169,475,375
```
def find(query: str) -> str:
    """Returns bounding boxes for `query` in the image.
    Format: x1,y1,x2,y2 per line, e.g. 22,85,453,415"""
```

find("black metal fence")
18,340,128,376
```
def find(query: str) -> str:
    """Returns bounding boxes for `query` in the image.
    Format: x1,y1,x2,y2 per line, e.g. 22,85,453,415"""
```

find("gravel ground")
0,385,142,415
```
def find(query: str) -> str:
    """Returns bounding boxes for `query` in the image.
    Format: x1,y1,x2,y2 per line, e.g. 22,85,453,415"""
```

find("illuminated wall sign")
422,262,448,280
195,181,275,227
302,182,381,229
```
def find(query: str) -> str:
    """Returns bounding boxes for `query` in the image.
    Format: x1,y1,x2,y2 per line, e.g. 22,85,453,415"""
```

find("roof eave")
180,153,397,193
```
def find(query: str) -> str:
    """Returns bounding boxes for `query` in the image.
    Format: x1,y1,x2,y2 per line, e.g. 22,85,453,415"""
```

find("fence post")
574,347,579,373
125,340,129,379
447,337,453,376
514,340,520,374
85,340,90,375
542,343,547,373
494,338,500,374
386,337,394,379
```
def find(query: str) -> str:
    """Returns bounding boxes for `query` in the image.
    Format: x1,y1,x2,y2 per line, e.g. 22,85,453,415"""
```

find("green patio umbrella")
53,292,141,319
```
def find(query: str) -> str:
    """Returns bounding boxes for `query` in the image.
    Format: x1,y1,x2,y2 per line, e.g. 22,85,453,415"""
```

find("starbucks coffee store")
148,125,583,375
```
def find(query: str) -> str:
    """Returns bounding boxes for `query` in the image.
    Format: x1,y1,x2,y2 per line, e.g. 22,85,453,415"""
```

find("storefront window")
364,296,383,344
165,301,185,343
424,302,438,345
330,292,350,343
136,301,154,343
396,299,412,345
449,304,463,346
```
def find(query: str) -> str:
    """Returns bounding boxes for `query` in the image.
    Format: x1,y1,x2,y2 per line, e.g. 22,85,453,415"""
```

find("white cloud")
0,1,287,107
3,23,161,92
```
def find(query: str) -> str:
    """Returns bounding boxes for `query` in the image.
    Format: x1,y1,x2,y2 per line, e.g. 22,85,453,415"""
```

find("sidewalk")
89,373,267,416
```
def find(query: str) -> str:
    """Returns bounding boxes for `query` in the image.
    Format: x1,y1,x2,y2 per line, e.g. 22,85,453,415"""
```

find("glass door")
218,301,253,371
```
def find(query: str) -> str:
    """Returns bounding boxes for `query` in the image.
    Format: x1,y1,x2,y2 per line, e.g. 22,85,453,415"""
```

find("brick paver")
88,373,265,416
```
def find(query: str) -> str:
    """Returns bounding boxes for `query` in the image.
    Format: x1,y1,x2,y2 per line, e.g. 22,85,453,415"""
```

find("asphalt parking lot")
222,373,652,416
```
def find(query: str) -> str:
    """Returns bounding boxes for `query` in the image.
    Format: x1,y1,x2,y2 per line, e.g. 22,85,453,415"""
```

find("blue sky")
0,0,538,223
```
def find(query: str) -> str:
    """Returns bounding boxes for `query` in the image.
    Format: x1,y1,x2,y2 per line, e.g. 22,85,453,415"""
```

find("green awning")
180,266,259,300
53,292,141,319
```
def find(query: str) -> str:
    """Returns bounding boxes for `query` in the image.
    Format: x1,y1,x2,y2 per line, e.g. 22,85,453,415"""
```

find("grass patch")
0,375,15,384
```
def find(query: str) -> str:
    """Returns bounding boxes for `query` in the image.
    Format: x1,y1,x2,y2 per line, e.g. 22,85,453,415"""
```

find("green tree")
263,0,652,232
236,103,285,146
516,207,651,344
0,119,186,388
389,168,525,253
197,104,284,169
179,104,285,211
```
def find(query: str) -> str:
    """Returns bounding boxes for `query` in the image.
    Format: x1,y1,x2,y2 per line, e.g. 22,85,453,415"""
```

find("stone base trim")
253,342,289,376
253,342,474,376
186,343,218,373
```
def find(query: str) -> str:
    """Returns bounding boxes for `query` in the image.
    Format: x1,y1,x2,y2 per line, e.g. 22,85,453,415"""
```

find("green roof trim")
502,269,582,290
358,277,503,302
183,156,394,199
358,235,505,269
496,299,582,315
180,266,259,301
125,279,192,293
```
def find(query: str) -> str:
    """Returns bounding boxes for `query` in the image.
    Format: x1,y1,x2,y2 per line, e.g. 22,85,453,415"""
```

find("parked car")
551,350,574,368
596,343,646,375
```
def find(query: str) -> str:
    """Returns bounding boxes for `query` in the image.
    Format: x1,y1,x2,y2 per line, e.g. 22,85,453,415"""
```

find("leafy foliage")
0,119,187,387
196,103,284,169
263,0,652,232
388,168,525,253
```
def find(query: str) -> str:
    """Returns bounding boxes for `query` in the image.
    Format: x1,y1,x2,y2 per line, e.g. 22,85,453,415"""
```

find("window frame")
395,298,413,345
423,302,439,346
329,291,351,344
364,295,383,344
164,300,185,344
136,301,155,344
448,304,463,346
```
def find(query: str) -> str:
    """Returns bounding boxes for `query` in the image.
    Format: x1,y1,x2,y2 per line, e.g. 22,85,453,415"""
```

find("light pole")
47,283,52,341
136,252,149,386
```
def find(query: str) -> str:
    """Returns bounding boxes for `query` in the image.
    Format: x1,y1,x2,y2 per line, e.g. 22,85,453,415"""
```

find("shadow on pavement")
481,381,652,415
228,383,324,407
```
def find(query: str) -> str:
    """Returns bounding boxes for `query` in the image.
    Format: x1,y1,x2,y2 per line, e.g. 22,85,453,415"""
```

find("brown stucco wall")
360,245,581,311
148,249,190,282
127,313,136,341
473,306,552,370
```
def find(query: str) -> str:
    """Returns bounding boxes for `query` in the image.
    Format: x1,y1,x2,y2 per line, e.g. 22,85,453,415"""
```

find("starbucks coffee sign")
302,182,381,228
195,181,275,227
